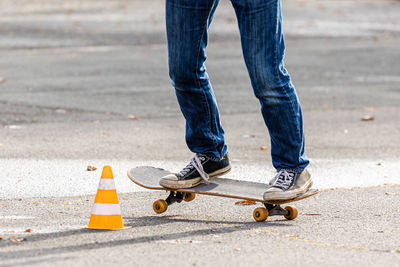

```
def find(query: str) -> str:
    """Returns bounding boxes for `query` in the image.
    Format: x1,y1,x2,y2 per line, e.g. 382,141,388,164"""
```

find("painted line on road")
0,158,399,199
248,227,399,254
185,217,397,254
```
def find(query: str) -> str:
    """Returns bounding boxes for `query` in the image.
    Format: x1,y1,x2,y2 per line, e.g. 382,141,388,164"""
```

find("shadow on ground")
0,215,294,261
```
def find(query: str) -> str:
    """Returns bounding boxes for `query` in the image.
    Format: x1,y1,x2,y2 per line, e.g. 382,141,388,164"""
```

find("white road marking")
0,158,398,199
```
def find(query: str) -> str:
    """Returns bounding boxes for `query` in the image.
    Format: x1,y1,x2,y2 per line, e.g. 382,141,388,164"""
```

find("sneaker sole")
160,165,232,189
263,179,314,201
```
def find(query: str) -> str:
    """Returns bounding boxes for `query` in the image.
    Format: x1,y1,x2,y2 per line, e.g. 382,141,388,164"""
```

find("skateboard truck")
253,203,299,222
153,191,196,214
165,191,185,205
264,204,289,217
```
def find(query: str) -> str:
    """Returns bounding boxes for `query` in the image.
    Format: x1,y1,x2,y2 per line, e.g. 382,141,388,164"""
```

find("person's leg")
161,0,231,189
166,0,227,161
231,0,309,173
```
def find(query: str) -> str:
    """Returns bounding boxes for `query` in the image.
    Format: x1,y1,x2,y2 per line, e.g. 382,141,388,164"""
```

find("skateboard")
127,166,319,222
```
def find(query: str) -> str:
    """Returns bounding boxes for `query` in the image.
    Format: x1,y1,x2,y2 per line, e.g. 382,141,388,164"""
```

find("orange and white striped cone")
88,166,125,230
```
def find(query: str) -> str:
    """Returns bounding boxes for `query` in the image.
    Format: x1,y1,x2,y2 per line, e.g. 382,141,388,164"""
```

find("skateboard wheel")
284,206,298,220
184,193,196,202
153,199,168,214
253,207,268,222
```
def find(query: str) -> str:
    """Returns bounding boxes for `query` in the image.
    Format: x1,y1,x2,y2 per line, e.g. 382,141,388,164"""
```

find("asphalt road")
0,0,399,162
0,0,399,266
1,186,400,266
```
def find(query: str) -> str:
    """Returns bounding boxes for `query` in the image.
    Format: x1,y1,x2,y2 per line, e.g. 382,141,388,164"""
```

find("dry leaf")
24,229,32,233
32,202,40,205
385,192,399,196
235,200,256,205
128,114,139,120
87,166,97,171
303,213,321,216
10,236,25,243
0,77,5,83
259,146,268,151
361,115,375,121
377,162,382,166
55,109,67,114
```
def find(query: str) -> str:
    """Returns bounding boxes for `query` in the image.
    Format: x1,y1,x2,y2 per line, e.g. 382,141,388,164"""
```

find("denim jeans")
166,0,309,173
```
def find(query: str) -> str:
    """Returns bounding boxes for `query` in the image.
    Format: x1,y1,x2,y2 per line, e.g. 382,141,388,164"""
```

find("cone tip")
101,165,114,179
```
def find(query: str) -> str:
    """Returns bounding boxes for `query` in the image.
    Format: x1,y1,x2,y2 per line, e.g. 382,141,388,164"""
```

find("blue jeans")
166,0,309,173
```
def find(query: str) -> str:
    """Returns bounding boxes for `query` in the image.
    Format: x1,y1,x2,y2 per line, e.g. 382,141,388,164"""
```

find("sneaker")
159,153,231,189
263,170,313,201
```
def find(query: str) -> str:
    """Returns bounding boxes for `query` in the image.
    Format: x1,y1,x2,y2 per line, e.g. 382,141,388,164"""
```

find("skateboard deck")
128,166,319,222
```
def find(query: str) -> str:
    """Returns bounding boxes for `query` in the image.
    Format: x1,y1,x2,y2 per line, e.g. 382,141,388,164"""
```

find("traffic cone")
88,166,125,230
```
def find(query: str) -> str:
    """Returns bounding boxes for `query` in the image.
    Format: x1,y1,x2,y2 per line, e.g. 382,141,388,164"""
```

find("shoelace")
272,170,295,190
179,154,210,184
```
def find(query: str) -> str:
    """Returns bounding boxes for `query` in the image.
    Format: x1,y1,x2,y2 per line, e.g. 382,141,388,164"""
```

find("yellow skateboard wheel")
153,199,168,214
184,193,196,202
253,207,269,222
284,206,298,220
